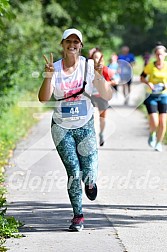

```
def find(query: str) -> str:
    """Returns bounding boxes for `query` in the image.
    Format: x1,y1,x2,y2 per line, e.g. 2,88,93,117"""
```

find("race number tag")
61,100,87,120
152,83,165,94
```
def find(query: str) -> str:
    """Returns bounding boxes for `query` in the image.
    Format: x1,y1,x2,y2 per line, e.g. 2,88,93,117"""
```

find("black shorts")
91,95,109,111
127,79,132,85
144,94,167,114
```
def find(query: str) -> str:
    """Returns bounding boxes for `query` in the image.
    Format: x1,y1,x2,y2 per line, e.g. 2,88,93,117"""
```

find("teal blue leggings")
51,117,98,216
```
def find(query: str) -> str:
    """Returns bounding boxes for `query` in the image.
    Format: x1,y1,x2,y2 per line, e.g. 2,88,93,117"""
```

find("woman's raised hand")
43,53,54,78
94,55,103,75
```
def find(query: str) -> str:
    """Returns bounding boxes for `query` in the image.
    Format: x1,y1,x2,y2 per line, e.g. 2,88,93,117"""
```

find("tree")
0,0,14,27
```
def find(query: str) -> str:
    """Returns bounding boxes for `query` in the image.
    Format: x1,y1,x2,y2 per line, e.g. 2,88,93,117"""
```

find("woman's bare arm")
38,53,54,102
93,56,112,100
93,72,112,100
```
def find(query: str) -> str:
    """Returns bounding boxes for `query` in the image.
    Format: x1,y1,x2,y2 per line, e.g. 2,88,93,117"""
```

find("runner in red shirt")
90,49,116,146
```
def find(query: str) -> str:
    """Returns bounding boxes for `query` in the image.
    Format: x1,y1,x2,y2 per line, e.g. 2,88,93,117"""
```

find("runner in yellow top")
140,44,167,152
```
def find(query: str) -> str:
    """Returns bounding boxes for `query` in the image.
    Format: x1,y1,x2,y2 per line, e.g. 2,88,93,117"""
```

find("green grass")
0,196,23,252
133,56,144,75
0,88,44,248
0,91,43,174
0,196,23,239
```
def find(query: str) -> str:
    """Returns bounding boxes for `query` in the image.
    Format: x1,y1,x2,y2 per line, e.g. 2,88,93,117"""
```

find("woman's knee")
159,114,167,128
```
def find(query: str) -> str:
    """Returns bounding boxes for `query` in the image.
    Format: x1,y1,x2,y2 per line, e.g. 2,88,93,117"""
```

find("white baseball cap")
62,28,83,43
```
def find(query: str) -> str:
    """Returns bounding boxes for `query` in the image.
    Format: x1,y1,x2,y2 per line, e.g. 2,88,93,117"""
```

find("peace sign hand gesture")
94,55,103,75
43,53,54,78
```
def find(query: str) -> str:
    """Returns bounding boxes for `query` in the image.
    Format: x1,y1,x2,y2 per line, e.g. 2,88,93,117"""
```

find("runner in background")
118,46,135,104
142,51,151,66
89,48,116,146
140,44,167,152
108,53,120,92
88,47,99,59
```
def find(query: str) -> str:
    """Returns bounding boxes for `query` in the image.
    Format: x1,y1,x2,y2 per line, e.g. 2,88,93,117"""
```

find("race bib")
61,100,87,120
152,83,165,94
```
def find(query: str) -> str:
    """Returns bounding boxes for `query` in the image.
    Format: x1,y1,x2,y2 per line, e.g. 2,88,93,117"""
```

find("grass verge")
0,89,44,249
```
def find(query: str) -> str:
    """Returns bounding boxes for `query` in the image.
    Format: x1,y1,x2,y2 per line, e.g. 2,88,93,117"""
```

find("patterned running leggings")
51,117,98,216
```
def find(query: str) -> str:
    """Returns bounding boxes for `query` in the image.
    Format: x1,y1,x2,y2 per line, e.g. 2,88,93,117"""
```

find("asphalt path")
5,79,167,252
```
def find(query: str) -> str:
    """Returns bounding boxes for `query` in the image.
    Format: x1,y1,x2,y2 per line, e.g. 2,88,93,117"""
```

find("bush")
0,196,23,242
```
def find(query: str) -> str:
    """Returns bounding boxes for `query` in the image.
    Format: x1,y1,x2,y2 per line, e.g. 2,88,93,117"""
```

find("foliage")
0,196,23,240
0,0,167,247
0,0,14,27
0,90,42,170
56,0,167,54
0,89,42,247
42,0,71,27
0,1,51,245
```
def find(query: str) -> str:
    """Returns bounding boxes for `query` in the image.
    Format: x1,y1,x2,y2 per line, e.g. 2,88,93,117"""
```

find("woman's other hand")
43,53,54,78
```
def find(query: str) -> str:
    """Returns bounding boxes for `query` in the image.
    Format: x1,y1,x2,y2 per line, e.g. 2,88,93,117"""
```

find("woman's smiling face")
62,34,82,56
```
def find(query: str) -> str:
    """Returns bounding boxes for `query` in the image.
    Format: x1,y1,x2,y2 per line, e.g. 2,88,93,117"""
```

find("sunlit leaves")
0,0,14,27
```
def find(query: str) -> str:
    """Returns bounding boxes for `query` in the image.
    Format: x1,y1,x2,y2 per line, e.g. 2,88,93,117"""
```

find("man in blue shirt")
118,46,135,104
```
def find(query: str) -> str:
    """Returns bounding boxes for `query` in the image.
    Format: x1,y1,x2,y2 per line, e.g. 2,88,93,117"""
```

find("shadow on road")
98,148,152,152
6,201,167,232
